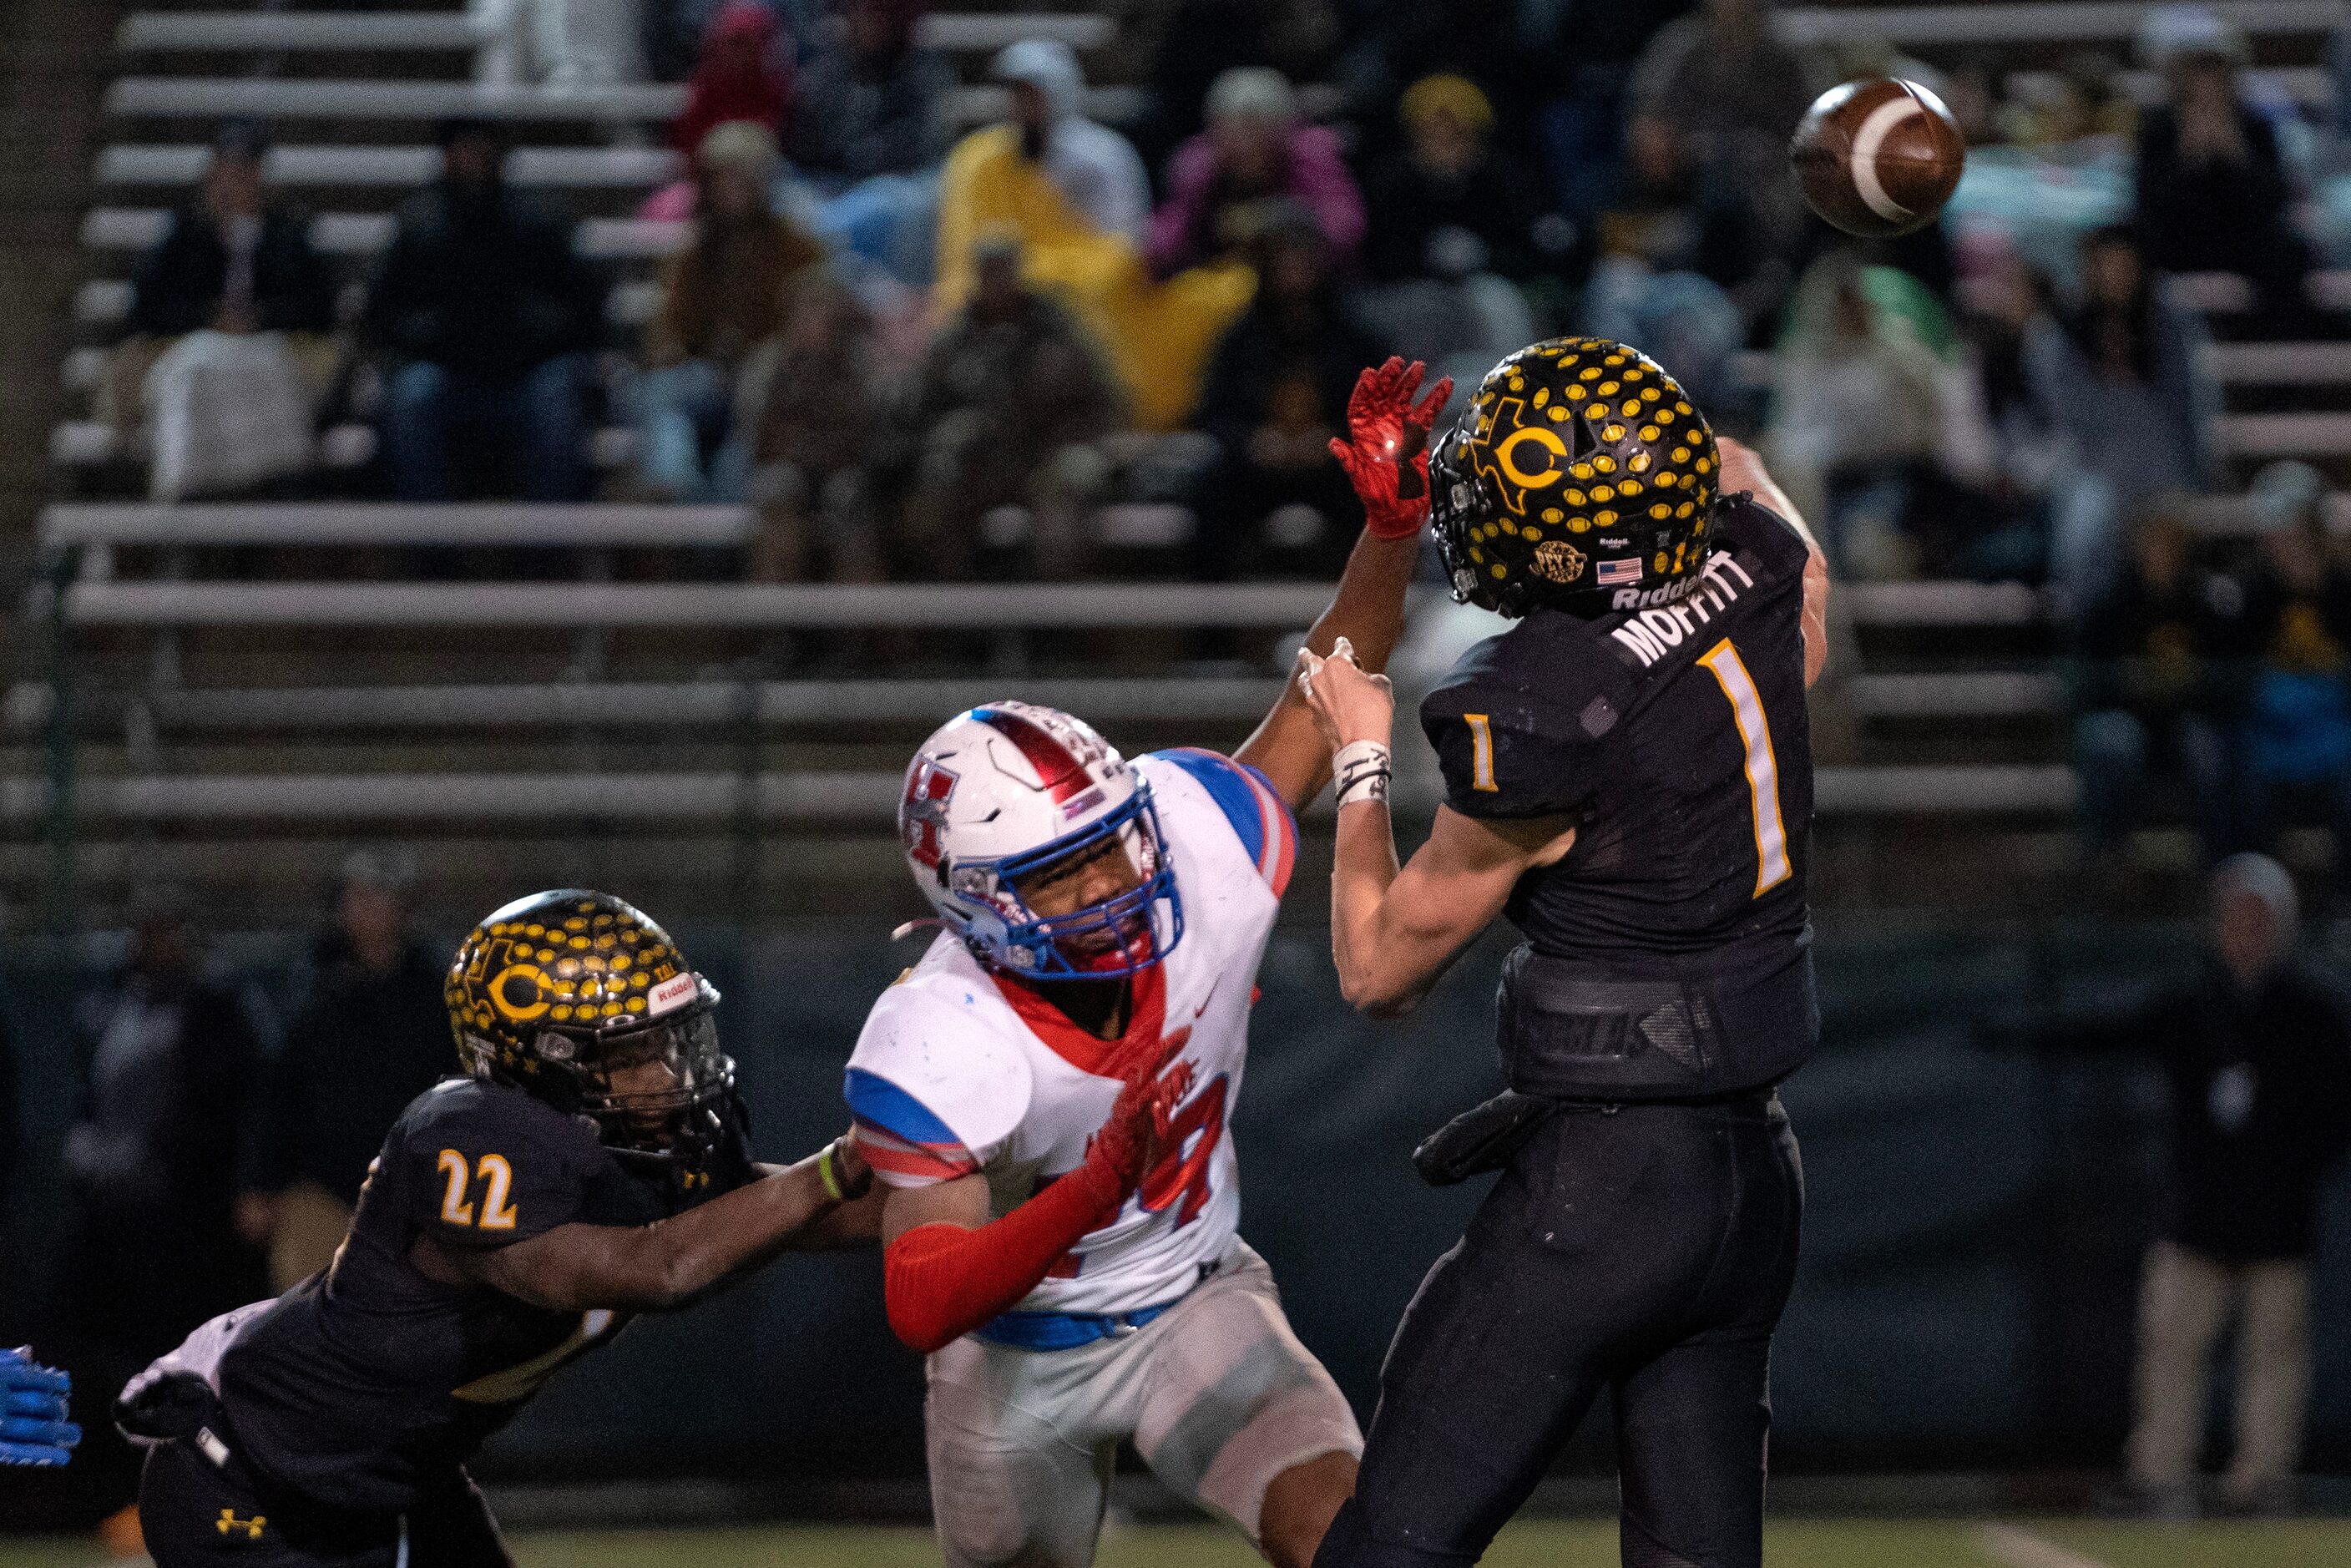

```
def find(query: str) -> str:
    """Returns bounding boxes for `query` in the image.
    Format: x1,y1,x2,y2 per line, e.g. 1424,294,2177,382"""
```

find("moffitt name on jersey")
1608,551,1758,667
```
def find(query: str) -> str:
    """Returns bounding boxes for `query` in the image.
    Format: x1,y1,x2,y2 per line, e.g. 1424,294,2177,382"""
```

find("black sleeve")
1420,670,1598,822
401,1090,598,1252
254,215,337,334
130,216,219,337
364,207,437,358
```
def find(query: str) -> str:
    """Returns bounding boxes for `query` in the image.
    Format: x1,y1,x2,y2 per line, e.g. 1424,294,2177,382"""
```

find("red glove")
1327,357,1455,541
881,1030,1190,1354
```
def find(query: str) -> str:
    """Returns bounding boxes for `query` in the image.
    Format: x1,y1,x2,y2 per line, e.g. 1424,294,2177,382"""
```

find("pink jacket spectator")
1146,123,1365,277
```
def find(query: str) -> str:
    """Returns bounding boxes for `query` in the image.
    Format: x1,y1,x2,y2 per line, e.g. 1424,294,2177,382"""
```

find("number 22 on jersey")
1696,638,1792,898
437,1149,519,1231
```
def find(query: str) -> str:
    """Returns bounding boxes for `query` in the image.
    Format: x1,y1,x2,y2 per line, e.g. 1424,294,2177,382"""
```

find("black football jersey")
1422,497,1817,1090
215,1078,743,1512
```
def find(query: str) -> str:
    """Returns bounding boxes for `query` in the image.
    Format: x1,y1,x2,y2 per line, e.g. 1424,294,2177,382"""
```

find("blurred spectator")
2026,857,2351,1517
1133,0,1346,175
2132,9,2312,326
235,851,447,1293
1147,68,1364,277
888,233,1126,579
53,888,265,1512
1362,74,1565,286
1524,0,1696,225
481,0,649,88
934,41,1251,430
1579,110,1772,412
937,39,1149,285
1628,0,1816,200
741,275,888,580
634,122,826,503
1939,51,2007,149
103,124,339,501
670,1,794,154
2010,51,2138,150
793,0,953,181
1192,207,1387,582
2025,225,2218,607
2237,463,2351,866
1765,254,1954,579
1356,74,1555,402
368,119,606,503
789,0,953,284
2071,508,2253,861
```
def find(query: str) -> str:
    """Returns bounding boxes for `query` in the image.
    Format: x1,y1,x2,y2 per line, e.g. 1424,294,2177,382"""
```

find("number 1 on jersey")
1696,639,1792,898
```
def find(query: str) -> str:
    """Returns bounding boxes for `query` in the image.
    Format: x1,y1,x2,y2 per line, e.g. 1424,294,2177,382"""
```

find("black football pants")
1314,1092,1803,1568
140,1436,512,1568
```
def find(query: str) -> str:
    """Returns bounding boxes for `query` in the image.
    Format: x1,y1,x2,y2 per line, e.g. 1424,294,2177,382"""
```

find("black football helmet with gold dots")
1430,337,1725,619
445,890,736,1166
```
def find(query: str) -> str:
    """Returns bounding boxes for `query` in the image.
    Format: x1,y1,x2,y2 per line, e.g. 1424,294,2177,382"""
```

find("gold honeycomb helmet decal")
1435,337,1720,615
446,891,689,1069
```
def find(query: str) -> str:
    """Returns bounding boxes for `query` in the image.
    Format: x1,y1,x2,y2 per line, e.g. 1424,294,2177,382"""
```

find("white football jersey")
846,748,1297,1318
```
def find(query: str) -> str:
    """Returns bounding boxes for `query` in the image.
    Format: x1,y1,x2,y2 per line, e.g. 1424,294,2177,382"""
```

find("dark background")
6,918,2345,1490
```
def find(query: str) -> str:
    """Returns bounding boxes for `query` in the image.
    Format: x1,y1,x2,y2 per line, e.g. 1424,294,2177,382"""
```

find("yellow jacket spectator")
934,40,1253,429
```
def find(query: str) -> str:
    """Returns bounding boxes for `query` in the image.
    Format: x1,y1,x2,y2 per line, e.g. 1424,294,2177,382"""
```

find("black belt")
1495,942,1816,1101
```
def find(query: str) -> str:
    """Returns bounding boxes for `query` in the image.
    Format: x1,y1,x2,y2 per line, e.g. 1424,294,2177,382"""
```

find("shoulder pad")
1719,495,1813,578
1420,620,1615,820
847,978,1033,1184
398,1081,599,1251
1142,749,1297,895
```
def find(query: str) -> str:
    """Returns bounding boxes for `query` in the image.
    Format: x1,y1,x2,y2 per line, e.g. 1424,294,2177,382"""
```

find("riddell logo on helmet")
648,974,698,1016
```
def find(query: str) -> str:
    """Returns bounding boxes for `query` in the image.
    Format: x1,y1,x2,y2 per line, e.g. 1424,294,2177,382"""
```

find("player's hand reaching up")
1296,635,1396,752
1085,1032,1193,1196
1329,357,1454,540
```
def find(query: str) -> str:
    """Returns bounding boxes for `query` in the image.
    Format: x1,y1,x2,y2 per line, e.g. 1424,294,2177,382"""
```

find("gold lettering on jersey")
1464,715,1499,792
437,1148,474,1226
1610,552,1754,668
476,1153,518,1230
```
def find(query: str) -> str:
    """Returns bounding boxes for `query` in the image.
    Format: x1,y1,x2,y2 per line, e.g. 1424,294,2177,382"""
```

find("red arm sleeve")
882,1161,1122,1354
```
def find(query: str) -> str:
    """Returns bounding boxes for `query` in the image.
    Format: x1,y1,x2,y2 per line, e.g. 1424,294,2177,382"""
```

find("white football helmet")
897,701,1182,979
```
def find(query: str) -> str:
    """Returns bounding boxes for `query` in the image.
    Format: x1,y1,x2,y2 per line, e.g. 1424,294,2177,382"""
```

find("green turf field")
5,1519,2348,1567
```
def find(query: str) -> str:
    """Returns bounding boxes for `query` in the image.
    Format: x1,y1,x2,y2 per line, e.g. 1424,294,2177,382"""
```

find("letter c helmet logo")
488,964,553,1023
1495,424,1568,490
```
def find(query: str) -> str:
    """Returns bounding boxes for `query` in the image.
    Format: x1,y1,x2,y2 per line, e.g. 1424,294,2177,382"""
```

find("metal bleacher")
25,1,2351,926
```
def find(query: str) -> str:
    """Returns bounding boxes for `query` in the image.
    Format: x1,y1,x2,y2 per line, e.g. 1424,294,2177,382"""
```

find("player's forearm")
479,1145,857,1313
1307,529,1421,674
1240,531,1421,808
1330,800,1429,1016
882,1161,1122,1353
635,1148,860,1307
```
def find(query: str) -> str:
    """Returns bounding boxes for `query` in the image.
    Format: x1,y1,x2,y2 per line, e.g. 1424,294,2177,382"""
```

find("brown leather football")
1789,77,1966,239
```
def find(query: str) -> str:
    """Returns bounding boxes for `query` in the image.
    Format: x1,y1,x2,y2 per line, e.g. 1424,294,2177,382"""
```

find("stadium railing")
1774,0,2348,48
113,9,1116,57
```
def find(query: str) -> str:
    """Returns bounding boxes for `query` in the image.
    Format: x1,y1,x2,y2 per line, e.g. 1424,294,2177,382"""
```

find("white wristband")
1332,739,1392,808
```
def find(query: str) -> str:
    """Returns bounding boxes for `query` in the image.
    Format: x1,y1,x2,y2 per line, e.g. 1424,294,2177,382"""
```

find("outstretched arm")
876,1034,1186,1353
1718,436,1830,689
1236,358,1451,812
421,1137,872,1313
1292,645,1574,1015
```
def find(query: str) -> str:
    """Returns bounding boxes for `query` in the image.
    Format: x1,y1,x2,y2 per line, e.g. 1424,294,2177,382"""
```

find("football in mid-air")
1789,76,1966,238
